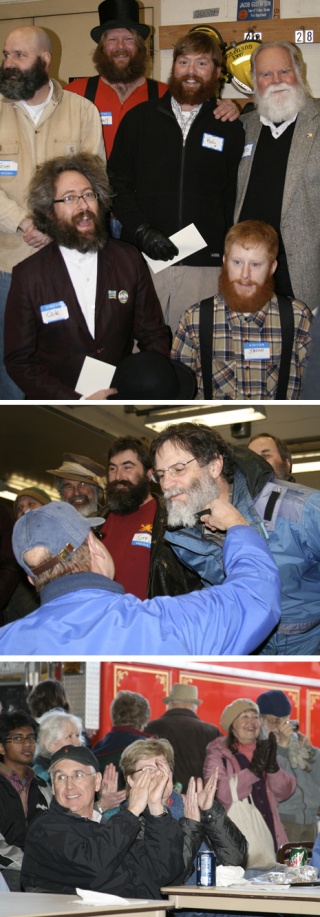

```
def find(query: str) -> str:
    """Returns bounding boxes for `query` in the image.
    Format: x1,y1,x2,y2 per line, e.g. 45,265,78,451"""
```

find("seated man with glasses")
4,152,170,401
0,710,51,890
21,743,185,895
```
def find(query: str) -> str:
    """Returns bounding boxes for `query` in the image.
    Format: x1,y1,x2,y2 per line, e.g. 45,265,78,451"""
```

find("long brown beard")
219,263,275,313
46,208,108,253
93,44,147,84
168,70,218,105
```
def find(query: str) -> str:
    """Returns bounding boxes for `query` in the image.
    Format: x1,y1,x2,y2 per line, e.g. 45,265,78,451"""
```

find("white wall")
159,0,320,96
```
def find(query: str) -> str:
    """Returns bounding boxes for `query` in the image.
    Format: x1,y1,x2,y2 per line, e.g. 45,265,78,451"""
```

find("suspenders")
83,76,160,103
199,295,295,400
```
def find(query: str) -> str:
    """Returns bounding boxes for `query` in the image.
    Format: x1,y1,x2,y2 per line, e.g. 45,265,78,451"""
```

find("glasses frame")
53,191,99,206
5,734,36,745
151,457,196,485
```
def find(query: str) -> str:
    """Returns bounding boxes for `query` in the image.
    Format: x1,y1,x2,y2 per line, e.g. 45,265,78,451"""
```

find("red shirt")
65,78,167,157
100,497,157,599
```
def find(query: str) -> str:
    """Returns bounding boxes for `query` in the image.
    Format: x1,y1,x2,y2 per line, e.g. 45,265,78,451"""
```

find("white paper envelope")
75,888,149,905
143,223,207,274
76,356,116,397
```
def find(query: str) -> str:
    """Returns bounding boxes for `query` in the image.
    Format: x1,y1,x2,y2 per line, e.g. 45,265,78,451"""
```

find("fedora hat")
47,453,106,491
163,684,202,705
109,352,197,400
91,0,150,43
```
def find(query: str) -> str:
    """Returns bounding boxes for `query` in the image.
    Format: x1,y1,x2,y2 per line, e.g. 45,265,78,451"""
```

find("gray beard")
67,496,98,517
256,81,306,123
164,468,220,529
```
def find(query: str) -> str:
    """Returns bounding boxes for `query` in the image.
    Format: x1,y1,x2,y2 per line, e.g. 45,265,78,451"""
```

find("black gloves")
135,223,179,261
250,732,279,777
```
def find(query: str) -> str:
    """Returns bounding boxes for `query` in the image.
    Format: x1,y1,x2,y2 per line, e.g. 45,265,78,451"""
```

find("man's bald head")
1,26,51,101
5,26,52,56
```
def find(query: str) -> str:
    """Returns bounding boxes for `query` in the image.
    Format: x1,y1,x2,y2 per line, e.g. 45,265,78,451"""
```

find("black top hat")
109,351,197,400
91,0,150,43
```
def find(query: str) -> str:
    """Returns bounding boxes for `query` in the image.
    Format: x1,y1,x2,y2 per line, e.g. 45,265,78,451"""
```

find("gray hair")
251,41,305,89
36,708,84,756
111,690,151,730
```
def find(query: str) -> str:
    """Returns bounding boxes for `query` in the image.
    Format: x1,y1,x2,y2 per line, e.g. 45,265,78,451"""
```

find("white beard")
256,81,307,123
164,468,220,529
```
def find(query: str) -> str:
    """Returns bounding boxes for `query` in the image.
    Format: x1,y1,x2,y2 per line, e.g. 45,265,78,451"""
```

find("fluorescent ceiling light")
145,407,266,433
292,461,320,473
0,490,16,502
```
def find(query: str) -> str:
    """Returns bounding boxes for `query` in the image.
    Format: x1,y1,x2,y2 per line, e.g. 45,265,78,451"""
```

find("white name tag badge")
202,133,224,152
0,160,18,176
40,301,69,324
242,143,254,158
244,342,271,360
131,532,152,549
101,112,112,125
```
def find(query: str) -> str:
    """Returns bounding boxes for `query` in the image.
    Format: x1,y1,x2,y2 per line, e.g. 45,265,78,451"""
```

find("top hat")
109,352,197,400
91,0,150,43
162,684,202,705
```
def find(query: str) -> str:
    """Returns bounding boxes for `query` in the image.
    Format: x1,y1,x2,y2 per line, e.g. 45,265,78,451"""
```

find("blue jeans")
0,271,24,399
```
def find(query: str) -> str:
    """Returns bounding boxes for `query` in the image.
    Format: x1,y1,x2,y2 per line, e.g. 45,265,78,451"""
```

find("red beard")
219,263,275,313
168,70,218,106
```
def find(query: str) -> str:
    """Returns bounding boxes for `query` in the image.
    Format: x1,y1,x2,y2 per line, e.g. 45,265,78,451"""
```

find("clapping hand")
98,763,127,811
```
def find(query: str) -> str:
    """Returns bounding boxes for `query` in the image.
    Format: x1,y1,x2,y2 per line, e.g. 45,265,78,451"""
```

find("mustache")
263,82,295,97
1,67,22,79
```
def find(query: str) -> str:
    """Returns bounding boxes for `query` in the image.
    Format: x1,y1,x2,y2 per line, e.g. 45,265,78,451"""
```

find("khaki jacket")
0,79,106,272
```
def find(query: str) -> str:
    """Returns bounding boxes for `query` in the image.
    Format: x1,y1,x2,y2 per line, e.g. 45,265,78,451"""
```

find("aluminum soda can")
196,852,216,886
289,846,308,867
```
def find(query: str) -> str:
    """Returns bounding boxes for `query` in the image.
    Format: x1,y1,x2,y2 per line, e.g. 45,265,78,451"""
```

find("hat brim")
163,695,202,704
91,19,150,42
173,362,197,399
47,469,100,485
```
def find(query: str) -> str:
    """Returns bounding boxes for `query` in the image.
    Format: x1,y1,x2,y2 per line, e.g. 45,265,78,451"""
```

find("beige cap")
163,684,202,705
220,698,259,733
47,453,106,491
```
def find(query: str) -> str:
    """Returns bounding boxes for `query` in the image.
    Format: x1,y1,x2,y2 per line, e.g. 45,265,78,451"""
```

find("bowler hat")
163,684,202,705
91,0,150,43
220,698,259,732
257,690,292,717
109,352,197,400
49,744,100,772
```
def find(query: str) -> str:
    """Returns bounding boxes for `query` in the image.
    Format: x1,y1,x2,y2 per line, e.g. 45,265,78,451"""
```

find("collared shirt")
60,247,97,338
171,292,312,400
171,96,202,143
260,113,297,139
0,762,34,816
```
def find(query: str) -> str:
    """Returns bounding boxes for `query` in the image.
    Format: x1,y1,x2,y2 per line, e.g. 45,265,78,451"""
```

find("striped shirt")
171,293,312,400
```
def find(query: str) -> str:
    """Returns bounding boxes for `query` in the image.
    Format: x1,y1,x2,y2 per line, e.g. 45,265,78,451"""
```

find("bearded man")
65,0,168,158
101,437,157,599
171,219,311,399
4,152,170,400
0,25,105,400
108,30,244,334
235,41,320,313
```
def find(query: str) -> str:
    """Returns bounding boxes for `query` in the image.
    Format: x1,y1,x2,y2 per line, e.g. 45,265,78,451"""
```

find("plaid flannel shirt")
171,293,312,399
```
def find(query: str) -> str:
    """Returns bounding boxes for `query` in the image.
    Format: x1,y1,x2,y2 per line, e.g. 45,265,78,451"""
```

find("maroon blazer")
4,239,170,399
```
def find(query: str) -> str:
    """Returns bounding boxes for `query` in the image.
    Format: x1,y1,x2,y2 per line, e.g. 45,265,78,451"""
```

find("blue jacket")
164,470,320,654
0,527,280,655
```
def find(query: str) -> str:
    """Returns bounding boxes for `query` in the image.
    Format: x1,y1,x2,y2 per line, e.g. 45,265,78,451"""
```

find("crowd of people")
1,422,320,654
0,679,319,898
0,0,319,399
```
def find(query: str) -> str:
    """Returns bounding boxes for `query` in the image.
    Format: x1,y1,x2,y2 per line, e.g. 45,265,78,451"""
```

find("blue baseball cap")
12,501,105,577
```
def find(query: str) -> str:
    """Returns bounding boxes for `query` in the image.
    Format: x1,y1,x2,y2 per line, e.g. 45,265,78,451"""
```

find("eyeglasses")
5,734,36,745
53,770,95,783
53,192,98,206
151,458,196,485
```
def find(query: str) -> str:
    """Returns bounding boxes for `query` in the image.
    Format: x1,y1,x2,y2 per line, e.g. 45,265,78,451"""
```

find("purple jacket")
4,239,170,400
203,736,296,849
